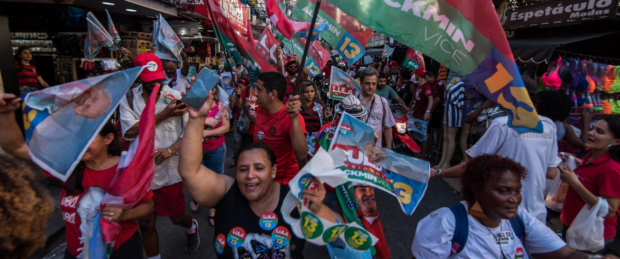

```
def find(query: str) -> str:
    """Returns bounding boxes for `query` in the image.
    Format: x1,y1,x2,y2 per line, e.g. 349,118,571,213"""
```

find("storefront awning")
365,48,384,56
509,31,618,63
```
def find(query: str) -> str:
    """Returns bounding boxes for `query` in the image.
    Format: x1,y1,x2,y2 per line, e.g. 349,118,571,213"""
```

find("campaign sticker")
227,227,246,248
344,226,372,251
322,225,348,243
515,247,524,259
163,93,176,104
339,124,352,136
214,233,226,254
300,211,323,239
259,212,278,231
271,226,291,247
257,131,265,141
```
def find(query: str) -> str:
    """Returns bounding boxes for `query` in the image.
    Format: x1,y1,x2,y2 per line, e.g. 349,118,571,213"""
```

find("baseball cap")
134,53,165,83
388,61,398,66
335,95,367,118
286,57,297,66
238,77,250,86
415,67,427,76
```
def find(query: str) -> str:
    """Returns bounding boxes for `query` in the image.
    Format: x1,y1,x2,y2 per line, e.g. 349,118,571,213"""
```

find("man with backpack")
119,53,200,258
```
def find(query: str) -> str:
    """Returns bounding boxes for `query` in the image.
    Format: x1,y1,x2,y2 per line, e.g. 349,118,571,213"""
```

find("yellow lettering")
345,42,361,59
339,37,351,52
485,63,513,94
351,231,367,245
496,87,539,129
394,182,413,205
303,216,317,232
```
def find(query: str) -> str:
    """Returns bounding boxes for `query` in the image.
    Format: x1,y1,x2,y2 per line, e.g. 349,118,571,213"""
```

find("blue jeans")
202,143,226,174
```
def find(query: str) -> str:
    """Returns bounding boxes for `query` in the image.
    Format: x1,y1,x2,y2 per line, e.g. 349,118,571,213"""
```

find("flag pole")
205,1,239,90
293,0,321,96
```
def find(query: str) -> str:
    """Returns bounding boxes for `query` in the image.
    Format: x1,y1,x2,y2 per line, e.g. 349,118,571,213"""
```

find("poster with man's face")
353,185,378,218
329,66,361,101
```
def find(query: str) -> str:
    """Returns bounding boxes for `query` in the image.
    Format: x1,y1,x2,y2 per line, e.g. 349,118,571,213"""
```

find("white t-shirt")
466,116,562,223
411,201,566,259
164,69,189,94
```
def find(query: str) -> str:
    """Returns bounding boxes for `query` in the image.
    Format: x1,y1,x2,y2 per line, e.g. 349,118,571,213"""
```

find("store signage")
178,0,209,17
505,0,618,28
224,0,248,35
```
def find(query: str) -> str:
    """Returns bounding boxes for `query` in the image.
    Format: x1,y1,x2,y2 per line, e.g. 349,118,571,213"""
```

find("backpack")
448,203,525,256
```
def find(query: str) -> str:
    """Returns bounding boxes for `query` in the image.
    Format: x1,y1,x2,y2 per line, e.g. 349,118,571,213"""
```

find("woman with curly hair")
412,154,616,259
0,155,54,259
298,80,325,156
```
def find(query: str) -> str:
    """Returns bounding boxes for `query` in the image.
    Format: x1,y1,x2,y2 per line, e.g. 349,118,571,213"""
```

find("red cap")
238,77,250,86
415,67,427,76
134,53,165,83
286,57,297,65
388,61,398,66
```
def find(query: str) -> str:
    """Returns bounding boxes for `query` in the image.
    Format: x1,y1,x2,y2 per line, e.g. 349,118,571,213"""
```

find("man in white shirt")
119,53,200,258
432,110,561,223
162,52,190,94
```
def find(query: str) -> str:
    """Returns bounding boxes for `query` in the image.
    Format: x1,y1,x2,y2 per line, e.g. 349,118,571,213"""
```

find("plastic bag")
545,154,575,211
566,197,609,252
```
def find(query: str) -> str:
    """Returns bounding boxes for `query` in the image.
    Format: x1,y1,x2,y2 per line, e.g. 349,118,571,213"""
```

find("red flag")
297,37,331,69
266,0,310,40
99,83,159,243
255,27,279,62
246,16,255,46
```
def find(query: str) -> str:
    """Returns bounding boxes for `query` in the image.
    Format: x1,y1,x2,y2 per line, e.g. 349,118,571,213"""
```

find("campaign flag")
402,48,425,71
326,0,543,134
329,66,361,101
224,0,249,35
297,37,331,69
105,9,121,50
363,55,372,65
328,113,430,216
255,27,279,63
382,45,389,58
266,0,311,40
85,12,114,60
246,14,256,46
294,22,329,42
291,0,374,64
153,14,184,62
99,83,159,244
208,0,275,81
23,66,146,181
280,37,322,77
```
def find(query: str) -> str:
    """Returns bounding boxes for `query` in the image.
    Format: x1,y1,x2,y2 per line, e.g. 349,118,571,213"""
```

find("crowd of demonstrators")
14,46,50,95
375,72,409,111
119,54,199,257
230,76,254,166
355,67,396,149
298,80,324,157
162,53,190,93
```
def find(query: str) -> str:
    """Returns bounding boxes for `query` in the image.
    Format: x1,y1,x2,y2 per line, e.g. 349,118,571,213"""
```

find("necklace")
476,217,508,259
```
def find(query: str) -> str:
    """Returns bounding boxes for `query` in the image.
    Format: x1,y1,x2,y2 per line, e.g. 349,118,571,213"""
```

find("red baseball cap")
388,61,398,66
415,67,427,76
238,77,250,86
134,53,165,83
286,57,297,65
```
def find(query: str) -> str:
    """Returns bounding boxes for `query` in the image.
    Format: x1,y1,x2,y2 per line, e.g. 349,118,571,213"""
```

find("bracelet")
435,169,442,177
167,147,173,154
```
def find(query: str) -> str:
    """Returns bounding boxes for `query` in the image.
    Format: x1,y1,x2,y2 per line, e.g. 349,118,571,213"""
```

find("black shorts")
429,112,442,129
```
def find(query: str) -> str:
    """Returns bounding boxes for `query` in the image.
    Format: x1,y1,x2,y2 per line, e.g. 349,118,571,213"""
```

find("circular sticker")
146,61,158,72
259,212,278,231
322,225,348,243
297,174,313,193
257,130,265,141
271,226,291,247
214,233,226,254
300,211,324,239
344,226,373,251
163,93,176,104
227,227,246,248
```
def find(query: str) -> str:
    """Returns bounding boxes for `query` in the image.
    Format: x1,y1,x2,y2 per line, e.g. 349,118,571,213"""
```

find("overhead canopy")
509,31,618,63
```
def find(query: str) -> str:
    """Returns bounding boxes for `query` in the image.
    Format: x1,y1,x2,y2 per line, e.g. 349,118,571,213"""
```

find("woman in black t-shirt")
179,91,342,258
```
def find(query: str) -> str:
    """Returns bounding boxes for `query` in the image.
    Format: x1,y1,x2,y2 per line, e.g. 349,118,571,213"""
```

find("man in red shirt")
322,59,333,79
253,72,307,184
278,54,309,103
411,67,434,159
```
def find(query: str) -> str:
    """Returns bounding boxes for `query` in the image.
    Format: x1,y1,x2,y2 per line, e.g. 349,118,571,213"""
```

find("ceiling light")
126,9,137,12
102,2,114,5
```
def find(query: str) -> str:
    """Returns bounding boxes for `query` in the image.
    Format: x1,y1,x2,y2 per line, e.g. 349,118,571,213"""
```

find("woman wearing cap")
298,81,325,157
179,90,342,259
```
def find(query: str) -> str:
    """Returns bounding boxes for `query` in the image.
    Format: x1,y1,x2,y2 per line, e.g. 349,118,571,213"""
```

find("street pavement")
154,132,463,259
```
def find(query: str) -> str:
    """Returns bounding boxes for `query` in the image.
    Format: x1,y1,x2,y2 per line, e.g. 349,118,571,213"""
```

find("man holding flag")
119,53,200,257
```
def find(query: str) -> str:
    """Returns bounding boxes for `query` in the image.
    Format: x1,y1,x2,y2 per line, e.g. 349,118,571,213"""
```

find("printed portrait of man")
71,84,113,120
353,185,378,218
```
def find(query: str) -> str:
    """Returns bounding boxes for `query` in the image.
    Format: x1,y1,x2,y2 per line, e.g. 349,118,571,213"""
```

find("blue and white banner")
153,14,184,62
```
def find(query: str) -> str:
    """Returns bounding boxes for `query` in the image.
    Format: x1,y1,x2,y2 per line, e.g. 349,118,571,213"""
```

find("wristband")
435,169,442,177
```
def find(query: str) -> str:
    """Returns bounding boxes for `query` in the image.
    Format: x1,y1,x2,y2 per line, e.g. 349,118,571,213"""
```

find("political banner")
280,36,322,77
85,12,115,60
329,66,361,101
293,22,329,42
105,10,120,50
224,0,249,35
402,48,425,71
291,0,374,64
328,113,430,216
24,66,146,181
326,0,543,134
363,55,372,65
208,0,275,81
297,37,331,69
153,14,184,62
381,45,394,58
267,0,311,40
255,27,279,63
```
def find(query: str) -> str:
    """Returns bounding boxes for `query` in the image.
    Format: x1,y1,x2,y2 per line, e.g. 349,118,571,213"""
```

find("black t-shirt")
395,81,415,106
214,182,304,259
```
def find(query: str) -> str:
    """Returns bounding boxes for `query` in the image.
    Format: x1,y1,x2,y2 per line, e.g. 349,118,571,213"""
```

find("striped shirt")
119,84,188,190
15,62,40,88
446,80,465,108
300,102,323,133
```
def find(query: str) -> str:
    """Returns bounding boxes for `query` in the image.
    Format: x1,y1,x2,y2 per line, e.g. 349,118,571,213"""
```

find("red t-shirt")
323,65,332,79
60,164,153,257
15,62,40,88
412,82,433,119
560,153,620,239
202,101,226,151
241,85,259,135
253,107,306,184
